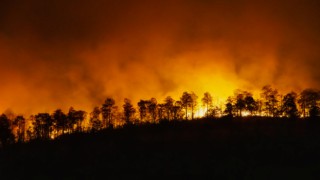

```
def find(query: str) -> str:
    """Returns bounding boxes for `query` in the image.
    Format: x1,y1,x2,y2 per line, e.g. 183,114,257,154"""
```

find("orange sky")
0,0,320,114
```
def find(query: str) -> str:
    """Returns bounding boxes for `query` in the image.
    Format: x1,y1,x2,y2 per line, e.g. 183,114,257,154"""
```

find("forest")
0,85,320,178
0,85,319,147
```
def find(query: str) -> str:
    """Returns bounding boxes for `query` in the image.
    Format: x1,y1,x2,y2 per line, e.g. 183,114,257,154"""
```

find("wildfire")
242,111,250,117
195,107,207,118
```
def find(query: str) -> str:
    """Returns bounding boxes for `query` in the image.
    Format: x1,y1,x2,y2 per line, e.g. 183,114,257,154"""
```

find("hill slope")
1,117,320,179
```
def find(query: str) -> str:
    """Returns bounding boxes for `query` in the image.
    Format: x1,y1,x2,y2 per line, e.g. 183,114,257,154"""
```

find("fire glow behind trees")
0,0,319,114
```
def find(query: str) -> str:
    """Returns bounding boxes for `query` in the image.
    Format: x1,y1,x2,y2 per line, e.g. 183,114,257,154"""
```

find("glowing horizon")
0,0,319,115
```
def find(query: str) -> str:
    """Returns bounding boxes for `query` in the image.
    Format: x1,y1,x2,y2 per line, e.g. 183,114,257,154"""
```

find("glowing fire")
195,107,207,118
242,111,250,117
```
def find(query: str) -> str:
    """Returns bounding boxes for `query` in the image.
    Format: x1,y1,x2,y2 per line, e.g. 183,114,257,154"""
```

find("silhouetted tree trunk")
138,100,148,122
53,109,67,136
190,92,198,120
0,114,14,147
244,94,257,116
282,92,299,118
34,113,53,140
202,92,213,118
172,102,180,120
13,115,25,143
224,97,234,117
158,104,165,121
148,98,157,123
90,107,102,132
164,96,174,121
123,98,136,124
298,89,320,118
261,85,279,117
181,92,193,120
101,98,116,128
235,91,245,117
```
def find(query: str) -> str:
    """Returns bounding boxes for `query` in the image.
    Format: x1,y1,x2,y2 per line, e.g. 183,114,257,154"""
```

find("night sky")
0,0,320,114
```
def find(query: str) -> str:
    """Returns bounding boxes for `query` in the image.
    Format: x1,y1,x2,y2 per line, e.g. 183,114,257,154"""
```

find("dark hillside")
1,117,320,179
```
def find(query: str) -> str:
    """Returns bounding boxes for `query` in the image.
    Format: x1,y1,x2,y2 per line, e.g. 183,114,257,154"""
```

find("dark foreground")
1,117,320,179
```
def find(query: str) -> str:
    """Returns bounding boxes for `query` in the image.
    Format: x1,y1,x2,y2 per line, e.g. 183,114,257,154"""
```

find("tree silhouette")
309,106,320,118
224,103,233,117
111,106,122,127
224,96,235,117
244,93,257,116
66,108,87,132
256,99,263,116
101,98,116,128
164,96,174,121
53,109,67,136
0,114,14,147
123,98,136,124
3,84,320,146
234,90,246,117
148,98,157,123
13,115,26,143
67,107,77,133
138,100,148,122
90,107,102,132
33,113,53,140
298,89,320,118
282,92,299,118
202,92,213,118
261,85,279,117
157,103,166,121
180,92,193,120
172,101,183,120
180,92,198,120
190,92,198,120
26,115,35,140
73,110,86,132
26,126,33,142
209,106,222,118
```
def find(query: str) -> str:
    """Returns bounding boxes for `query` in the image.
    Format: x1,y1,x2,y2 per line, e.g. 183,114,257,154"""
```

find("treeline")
0,85,319,147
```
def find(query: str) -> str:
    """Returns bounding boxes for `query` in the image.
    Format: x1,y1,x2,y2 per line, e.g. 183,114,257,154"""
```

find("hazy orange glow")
0,0,319,114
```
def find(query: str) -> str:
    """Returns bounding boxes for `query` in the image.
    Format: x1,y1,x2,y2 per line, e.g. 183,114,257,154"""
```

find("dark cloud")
0,0,320,113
